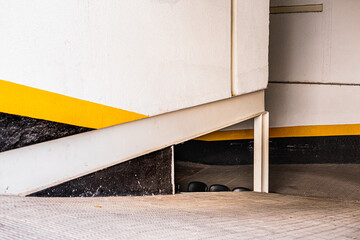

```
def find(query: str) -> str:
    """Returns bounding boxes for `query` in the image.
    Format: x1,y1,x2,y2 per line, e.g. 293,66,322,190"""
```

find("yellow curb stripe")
195,129,254,141
0,79,148,129
195,124,360,141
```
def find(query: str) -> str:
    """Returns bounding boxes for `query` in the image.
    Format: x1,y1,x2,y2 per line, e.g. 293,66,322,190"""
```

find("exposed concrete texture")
0,193,359,239
176,162,360,200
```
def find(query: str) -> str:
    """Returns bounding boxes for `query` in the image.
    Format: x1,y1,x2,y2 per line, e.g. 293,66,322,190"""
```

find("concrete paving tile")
0,192,359,239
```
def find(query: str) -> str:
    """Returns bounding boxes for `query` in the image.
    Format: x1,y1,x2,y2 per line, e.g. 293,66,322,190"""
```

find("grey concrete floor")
0,192,359,239
176,162,360,200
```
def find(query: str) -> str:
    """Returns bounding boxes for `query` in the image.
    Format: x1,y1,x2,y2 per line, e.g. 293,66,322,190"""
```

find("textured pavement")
176,162,360,200
0,192,359,240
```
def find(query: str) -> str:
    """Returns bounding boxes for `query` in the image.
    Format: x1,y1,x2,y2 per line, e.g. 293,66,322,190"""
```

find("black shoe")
209,184,230,192
187,181,208,192
232,187,251,192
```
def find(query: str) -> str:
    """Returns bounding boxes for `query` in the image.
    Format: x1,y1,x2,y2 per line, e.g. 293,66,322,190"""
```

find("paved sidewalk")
0,192,359,239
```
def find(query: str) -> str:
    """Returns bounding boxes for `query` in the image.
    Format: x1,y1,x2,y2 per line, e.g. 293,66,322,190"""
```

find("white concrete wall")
270,0,360,85
0,0,232,116
232,0,270,95
226,0,360,131
0,0,271,118
268,0,360,128
266,83,360,127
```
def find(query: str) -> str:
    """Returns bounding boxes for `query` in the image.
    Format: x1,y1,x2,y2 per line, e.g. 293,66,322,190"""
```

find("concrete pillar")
254,112,269,193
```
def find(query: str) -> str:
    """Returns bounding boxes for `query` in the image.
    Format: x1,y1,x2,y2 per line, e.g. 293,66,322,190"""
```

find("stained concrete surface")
0,192,359,239
176,162,360,200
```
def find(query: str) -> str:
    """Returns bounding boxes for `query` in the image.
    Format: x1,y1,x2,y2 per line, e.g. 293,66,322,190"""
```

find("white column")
254,112,269,193
262,112,269,193
171,145,175,195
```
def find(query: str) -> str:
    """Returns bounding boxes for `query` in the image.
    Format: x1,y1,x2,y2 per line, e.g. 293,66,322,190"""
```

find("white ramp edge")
0,91,265,196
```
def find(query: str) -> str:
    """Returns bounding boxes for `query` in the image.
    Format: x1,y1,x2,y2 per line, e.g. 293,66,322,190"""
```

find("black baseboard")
175,136,360,165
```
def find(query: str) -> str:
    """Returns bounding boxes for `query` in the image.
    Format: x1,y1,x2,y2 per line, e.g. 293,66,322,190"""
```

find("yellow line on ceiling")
195,124,360,141
0,79,148,129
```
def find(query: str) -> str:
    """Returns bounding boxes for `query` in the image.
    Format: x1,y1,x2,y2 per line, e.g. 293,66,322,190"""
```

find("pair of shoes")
187,182,251,192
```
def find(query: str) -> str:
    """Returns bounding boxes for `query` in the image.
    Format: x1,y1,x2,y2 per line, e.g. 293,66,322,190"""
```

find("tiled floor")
0,192,359,239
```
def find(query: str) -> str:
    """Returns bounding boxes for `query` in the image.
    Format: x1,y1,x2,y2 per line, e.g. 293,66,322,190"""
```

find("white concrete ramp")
0,91,266,196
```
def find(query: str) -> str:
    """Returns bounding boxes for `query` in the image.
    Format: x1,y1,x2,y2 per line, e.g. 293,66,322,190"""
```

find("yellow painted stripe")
0,79,148,129
195,124,360,141
195,129,254,141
